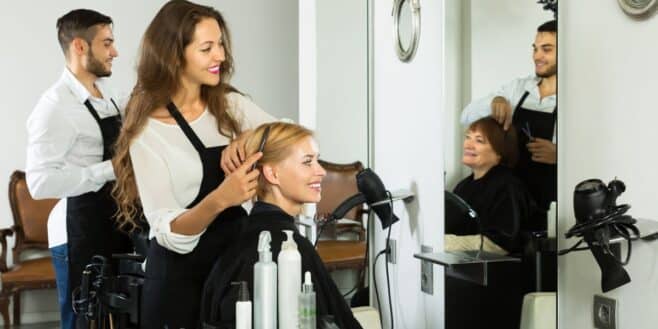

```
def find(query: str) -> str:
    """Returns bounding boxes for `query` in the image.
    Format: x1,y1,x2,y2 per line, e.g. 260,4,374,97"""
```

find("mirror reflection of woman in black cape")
445,117,544,329
446,116,542,255
201,122,363,329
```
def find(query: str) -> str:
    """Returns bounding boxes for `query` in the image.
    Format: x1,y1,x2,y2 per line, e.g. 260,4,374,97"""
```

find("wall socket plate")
594,295,617,329
420,245,433,295
387,239,397,264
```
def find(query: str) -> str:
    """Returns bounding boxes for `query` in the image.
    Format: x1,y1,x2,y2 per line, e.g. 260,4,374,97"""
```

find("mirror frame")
393,0,421,62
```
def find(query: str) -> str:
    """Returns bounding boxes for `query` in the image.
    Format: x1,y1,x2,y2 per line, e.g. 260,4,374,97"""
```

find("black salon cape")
448,164,542,253
200,202,363,329
446,165,544,329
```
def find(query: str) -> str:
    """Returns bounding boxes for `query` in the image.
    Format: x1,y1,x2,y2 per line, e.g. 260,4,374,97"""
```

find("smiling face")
533,31,557,78
180,17,225,87
270,136,327,206
83,24,117,77
462,129,501,173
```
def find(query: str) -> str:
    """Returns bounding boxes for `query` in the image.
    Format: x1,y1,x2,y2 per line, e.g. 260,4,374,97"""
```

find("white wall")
558,1,658,328
444,0,554,189
371,1,444,328
0,0,297,322
315,0,369,165
468,0,554,100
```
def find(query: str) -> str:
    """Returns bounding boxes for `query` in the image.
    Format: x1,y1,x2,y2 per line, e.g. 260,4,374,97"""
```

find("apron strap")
110,98,122,118
166,102,206,152
83,100,102,125
514,90,558,128
514,91,531,112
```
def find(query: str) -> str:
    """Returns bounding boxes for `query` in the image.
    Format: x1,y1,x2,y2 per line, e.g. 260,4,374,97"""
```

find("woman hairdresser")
445,116,541,255
112,1,274,327
201,122,363,329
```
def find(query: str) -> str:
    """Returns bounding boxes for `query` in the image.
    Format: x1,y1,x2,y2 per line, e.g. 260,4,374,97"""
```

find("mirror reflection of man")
25,9,132,329
461,20,557,215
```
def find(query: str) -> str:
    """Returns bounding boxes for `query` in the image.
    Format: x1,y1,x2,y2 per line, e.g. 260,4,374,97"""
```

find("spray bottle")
254,231,277,329
299,271,317,329
278,230,301,329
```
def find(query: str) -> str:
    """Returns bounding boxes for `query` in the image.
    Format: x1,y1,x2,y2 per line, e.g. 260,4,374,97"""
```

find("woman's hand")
221,130,254,174
212,152,262,209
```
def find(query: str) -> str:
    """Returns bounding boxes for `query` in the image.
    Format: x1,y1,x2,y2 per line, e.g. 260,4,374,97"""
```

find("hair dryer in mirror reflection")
560,178,641,292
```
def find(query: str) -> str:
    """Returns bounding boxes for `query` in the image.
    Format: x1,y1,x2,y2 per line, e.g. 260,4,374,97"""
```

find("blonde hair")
244,122,314,199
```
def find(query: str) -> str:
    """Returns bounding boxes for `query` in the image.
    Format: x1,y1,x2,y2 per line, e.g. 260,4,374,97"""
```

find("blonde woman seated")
201,122,363,329
445,117,541,255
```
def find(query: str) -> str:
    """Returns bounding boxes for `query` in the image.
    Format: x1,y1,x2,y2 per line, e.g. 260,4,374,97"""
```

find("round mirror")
393,0,421,62
618,0,657,16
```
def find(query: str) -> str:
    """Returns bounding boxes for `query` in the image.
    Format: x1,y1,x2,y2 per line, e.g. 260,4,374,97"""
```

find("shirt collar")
525,75,556,100
60,67,112,104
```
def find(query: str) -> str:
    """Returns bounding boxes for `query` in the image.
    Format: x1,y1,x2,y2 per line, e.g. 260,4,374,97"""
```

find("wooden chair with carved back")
0,170,57,326
315,160,367,284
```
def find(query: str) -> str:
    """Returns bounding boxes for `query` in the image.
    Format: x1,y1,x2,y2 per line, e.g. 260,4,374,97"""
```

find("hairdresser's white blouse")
130,93,274,254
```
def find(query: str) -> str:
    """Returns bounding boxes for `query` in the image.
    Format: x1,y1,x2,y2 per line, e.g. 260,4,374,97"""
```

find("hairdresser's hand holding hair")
220,129,254,174
170,151,262,235
491,96,514,130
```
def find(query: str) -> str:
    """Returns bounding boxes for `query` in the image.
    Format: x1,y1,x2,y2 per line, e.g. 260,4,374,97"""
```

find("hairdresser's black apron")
512,91,557,212
141,103,247,329
66,99,132,295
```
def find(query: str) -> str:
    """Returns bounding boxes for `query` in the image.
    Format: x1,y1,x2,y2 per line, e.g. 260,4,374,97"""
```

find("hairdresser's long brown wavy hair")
112,0,242,231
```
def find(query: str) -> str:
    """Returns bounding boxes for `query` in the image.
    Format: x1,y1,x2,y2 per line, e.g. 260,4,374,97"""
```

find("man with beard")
26,9,132,329
461,20,557,214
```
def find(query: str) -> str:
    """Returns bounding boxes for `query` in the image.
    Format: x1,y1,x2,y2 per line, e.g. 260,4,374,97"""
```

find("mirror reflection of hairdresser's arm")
460,77,530,126
26,102,114,199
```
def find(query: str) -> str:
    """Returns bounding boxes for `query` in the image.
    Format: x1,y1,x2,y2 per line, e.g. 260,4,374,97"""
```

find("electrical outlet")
594,295,617,329
387,239,397,264
420,245,433,295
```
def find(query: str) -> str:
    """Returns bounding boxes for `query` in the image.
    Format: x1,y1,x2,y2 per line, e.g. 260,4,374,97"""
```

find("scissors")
521,122,535,141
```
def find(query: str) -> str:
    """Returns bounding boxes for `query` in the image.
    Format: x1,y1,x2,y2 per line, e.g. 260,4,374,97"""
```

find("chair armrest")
0,227,15,272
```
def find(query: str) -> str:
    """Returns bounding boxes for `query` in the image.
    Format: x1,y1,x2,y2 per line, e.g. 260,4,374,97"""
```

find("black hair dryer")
564,178,638,292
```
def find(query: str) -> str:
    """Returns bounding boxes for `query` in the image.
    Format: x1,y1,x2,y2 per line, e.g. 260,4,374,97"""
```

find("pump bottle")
254,231,277,329
278,230,301,329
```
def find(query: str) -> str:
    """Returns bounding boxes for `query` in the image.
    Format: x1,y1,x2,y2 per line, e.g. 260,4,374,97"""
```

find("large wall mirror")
442,1,557,328
313,0,371,299
315,0,370,166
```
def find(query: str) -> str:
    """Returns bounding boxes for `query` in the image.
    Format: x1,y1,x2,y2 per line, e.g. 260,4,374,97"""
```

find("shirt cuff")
89,160,116,183
151,208,206,254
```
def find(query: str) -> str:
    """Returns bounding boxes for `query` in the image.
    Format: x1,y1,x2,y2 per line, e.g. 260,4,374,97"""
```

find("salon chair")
0,170,57,326
315,160,367,300
73,220,149,329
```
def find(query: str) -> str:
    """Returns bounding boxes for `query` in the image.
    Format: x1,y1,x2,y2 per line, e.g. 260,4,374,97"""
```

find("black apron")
66,99,132,297
140,102,247,329
512,91,557,211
